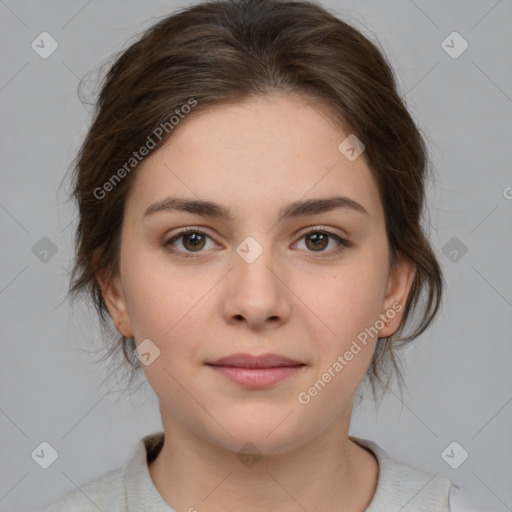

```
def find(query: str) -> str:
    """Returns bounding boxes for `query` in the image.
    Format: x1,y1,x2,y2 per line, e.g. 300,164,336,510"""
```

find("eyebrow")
143,195,369,222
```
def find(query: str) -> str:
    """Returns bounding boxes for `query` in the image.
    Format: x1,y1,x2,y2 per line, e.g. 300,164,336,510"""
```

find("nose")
221,241,291,331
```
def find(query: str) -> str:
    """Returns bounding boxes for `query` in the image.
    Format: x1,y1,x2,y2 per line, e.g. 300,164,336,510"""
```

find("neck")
148,413,378,512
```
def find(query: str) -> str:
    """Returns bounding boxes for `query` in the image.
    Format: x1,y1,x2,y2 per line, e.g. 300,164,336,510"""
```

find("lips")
206,353,306,388
206,353,304,369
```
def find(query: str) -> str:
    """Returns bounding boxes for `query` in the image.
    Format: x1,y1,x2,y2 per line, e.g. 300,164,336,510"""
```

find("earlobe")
386,258,416,307
379,258,417,337
96,268,134,338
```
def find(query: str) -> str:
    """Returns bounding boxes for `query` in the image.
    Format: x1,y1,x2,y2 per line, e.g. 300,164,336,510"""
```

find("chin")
205,418,312,457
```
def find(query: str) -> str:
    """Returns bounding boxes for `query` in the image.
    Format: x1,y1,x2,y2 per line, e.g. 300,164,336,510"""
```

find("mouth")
205,353,306,388
206,352,305,368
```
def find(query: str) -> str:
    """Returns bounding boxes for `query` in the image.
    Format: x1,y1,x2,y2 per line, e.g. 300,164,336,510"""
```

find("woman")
38,0,476,509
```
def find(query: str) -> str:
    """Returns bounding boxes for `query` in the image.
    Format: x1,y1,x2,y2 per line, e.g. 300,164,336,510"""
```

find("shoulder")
32,432,166,512
37,465,127,511
350,436,453,512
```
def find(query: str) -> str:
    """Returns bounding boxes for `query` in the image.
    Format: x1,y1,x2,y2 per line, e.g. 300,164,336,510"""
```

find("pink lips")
206,353,305,388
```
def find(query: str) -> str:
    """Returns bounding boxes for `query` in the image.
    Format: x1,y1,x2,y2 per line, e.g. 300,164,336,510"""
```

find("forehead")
124,94,383,223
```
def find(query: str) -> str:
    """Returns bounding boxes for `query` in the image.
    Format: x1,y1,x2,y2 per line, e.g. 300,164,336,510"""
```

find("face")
100,93,415,455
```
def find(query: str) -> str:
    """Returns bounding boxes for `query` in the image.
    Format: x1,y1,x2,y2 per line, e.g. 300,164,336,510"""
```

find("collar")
123,431,451,511
124,431,175,511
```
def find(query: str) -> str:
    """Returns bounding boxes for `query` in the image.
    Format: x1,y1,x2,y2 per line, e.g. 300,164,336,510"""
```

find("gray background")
1,0,511,510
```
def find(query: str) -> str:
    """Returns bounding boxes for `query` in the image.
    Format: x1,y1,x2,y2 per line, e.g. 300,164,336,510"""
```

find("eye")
294,227,350,257
163,227,216,258
163,226,351,259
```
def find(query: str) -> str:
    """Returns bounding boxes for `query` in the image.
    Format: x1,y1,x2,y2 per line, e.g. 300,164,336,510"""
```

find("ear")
96,266,134,338
378,256,416,337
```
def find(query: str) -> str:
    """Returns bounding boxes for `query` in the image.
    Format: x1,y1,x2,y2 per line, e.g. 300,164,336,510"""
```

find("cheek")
294,253,389,347
294,268,386,412
126,274,208,347
124,267,211,408
120,238,201,335
121,252,223,382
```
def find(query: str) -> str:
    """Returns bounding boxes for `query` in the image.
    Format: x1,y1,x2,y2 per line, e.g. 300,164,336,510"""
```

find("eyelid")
165,224,350,241
292,226,351,256
296,224,350,239
163,225,351,258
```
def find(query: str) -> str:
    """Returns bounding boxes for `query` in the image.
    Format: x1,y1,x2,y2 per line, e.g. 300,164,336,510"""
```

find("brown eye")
181,232,207,251
295,228,351,257
163,228,214,258
305,231,329,251
163,227,350,260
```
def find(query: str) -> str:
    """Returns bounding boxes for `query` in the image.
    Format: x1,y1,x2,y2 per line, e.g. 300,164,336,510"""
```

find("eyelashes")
293,227,351,257
162,226,351,259
163,227,214,258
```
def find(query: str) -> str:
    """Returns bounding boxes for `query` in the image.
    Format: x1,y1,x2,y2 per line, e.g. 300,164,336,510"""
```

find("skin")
98,93,416,512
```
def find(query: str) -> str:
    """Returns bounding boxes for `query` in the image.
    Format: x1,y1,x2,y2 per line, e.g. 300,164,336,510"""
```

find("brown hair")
65,0,443,402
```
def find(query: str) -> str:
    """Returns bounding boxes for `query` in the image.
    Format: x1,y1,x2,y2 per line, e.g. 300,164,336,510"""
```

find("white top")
33,431,477,511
